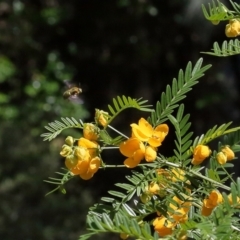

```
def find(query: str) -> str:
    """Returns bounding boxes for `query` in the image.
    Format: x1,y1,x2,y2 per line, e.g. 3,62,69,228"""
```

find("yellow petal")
89,157,100,173
71,160,89,175
124,157,141,168
79,171,94,180
155,124,169,135
119,138,145,157
131,118,153,141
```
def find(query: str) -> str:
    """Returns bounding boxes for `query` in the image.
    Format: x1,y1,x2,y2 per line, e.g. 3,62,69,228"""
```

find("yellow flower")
228,193,240,207
221,146,235,161
171,207,188,223
148,182,160,195
225,19,240,37
153,216,175,237
63,138,100,179
79,156,101,180
216,152,227,165
191,145,211,165
71,158,90,175
201,190,223,216
83,123,99,141
95,109,110,127
78,137,98,158
131,118,169,147
119,137,145,168
170,196,191,215
171,168,185,182
74,146,91,161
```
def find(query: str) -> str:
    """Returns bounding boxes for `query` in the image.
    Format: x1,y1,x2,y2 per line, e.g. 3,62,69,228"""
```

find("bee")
63,80,83,103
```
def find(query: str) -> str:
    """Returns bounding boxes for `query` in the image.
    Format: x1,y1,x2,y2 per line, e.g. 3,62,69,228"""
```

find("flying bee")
63,80,83,104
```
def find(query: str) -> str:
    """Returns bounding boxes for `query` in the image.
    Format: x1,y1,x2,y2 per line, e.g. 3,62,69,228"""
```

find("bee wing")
63,79,73,88
68,95,84,104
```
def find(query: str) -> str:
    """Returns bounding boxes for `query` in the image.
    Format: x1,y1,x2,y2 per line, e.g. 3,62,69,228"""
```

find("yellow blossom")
119,137,145,168
79,156,101,180
191,145,211,165
83,123,99,141
131,118,169,147
221,146,235,161
228,193,240,207
171,168,185,182
153,216,175,237
95,109,110,127
201,190,223,216
78,137,98,157
74,146,90,161
148,182,160,195
216,152,227,165
225,19,240,37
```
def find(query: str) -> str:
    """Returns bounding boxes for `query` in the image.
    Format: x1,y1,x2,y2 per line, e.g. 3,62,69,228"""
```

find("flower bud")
225,19,240,37
145,146,157,162
216,152,227,165
140,192,151,203
65,155,78,169
192,145,211,165
60,144,72,157
222,146,235,161
148,182,160,195
74,146,90,161
211,20,219,25
95,109,110,127
83,123,99,141
65,136,74,146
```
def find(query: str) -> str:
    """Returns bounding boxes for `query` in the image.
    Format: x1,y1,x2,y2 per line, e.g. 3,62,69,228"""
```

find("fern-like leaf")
202,40,240,57
202,0,234,22
41,117,83,141
168,104,193,163
149,58,211,126
44,168,74,196
82,210,157,240
107,96,153,125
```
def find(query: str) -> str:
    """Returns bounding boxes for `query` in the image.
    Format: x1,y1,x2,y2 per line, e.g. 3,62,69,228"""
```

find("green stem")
101,146,119,150
107,125,129,139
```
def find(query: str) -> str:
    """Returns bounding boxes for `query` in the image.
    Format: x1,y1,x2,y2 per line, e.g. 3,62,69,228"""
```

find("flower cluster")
61,136,101,180
225,19,240,37
153,194,191,237
60,118,102,180
119,118,169,168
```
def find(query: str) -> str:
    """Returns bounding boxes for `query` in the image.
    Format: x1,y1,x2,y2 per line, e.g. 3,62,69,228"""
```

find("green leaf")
202,40,240,57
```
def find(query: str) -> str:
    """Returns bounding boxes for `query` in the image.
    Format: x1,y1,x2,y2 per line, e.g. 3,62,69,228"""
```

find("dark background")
0,0,240,239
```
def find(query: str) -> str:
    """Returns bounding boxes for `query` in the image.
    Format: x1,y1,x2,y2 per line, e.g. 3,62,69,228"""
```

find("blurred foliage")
0,0,240,239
